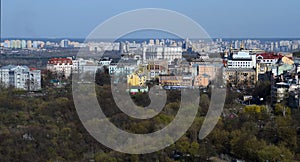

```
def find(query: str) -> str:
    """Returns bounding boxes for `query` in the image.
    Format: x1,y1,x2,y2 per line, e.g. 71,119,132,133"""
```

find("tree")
95,66,110,86
257,145,294,162
252,81,271,102
275,103,291,117
243,105,268,119
275,116,297,150
189,142,199,155
209,128,230,154
94,152,118,162
200,94,210,115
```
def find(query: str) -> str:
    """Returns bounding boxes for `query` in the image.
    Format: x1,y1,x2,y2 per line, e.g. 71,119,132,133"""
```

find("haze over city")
2,0,300,38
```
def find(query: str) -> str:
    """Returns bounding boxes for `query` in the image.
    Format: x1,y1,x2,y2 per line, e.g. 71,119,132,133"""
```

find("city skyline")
1,0,300,39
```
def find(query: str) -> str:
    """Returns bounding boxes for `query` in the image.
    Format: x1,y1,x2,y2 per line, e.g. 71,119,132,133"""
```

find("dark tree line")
0,71,300,161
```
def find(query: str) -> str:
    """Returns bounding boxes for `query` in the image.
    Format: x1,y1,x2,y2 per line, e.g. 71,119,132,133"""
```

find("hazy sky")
1,0,300,38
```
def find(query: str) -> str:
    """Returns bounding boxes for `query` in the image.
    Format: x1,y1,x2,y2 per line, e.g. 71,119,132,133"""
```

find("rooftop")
256,52,283,59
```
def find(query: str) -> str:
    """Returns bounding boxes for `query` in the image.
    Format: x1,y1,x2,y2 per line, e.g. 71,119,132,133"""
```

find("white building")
256,52,283,65
47,58,73,78
142,46,182,61
0,65,41,91
227,51,256,69
73,58,102,73
108,58,137,76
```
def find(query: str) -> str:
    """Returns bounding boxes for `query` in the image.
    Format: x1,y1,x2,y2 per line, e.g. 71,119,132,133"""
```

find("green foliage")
1,78,300,161
95,152,118,162
209,128,230,153
253,81,271,102
275,103,291,116
244,105,266,114
257,145,294,162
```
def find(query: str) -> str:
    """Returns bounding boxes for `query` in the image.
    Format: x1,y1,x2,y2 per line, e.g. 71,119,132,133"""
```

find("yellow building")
127,73,147,87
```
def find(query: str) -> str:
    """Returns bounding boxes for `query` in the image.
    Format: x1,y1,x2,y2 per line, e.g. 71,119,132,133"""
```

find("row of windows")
261,59,274,63
230,62,251,65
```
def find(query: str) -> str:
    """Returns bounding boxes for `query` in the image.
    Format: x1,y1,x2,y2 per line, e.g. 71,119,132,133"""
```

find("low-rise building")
127,72,147,87
159,74,193,88
256,52,283,65
73,58,101,74
47,58,73,78
159,75,182,87
192,62,222,87
108,59,138,76
145,60,168,80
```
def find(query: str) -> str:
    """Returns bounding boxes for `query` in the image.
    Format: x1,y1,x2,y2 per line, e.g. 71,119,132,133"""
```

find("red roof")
48,58,73,65
256,52,283,60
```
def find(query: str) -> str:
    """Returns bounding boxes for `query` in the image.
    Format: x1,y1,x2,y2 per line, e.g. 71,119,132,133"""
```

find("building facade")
47,58,73,78
192,62,222,87
143,46,182,61
225,68,256,87
0,65,41,91
227,51,256,69
127,73,147,87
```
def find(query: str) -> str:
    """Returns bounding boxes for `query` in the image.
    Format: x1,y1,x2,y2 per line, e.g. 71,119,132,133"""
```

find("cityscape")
1,0,300,162
2,38,300,52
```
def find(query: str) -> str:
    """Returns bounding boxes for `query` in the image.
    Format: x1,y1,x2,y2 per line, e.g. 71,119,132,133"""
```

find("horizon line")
2,37,300,40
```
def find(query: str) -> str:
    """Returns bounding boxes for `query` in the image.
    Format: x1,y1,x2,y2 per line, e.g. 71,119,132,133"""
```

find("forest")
0,70,300,161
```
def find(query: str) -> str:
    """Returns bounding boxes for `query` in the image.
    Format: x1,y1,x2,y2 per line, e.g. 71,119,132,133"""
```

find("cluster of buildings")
2,38,300,107
0,39,83,49
0,65,41,91
46,41,224,93
217,38,300,53
46,57,104,79
223,44,294,88
1,38,300,55
222,44,300,108
268,59,300,108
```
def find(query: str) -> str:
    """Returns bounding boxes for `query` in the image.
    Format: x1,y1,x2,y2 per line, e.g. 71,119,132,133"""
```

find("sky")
1,0,300,39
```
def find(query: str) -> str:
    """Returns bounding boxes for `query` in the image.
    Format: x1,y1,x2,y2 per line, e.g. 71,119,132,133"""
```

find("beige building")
159,75,182,86
145,60,168,80
225,68,256,87
159,75,193,88
191,61,223,87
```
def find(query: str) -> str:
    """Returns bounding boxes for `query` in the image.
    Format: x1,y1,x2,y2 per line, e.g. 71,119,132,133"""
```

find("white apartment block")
142,46,182,61
0,65,41,91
